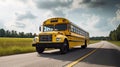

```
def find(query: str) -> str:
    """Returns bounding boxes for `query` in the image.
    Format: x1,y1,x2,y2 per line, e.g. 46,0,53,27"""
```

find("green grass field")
0,38,100,56
0,38,35,56
108,41,120,47
89,40,100,44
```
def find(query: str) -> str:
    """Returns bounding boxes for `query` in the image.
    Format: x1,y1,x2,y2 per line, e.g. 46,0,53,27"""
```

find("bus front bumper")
32,42,63,48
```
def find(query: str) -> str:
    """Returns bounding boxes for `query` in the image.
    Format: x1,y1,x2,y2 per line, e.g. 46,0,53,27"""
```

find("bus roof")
43,17,88,33
43,17,70,25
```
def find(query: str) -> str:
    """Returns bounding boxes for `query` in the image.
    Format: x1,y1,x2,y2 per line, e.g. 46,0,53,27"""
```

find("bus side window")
77,28,79,34
71,25,73,32
80,29,82,34
75,27,77,34
73,26,75,33
76,28,78,34
79,29,80,35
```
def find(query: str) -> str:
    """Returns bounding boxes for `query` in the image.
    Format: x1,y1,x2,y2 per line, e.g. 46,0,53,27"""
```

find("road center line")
65,44,104,67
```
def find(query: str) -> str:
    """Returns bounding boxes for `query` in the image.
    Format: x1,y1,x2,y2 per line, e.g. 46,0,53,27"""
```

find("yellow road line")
65,45,103,67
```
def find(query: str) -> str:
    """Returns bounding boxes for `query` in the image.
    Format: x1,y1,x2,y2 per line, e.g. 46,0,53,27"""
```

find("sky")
0,0,120,37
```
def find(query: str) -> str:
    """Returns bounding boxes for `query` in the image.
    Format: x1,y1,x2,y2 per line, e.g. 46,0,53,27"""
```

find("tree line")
109,24,120,41
0,24,120,40
0,28,36,38
90,36,109,40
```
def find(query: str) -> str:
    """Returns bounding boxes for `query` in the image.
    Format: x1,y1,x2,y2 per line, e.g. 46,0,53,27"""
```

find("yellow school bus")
32,17,89,54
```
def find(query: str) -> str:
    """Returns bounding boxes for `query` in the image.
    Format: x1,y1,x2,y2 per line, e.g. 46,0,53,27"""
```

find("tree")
109,24,120,41
0,28,36,38
116,24,120,40
5,30,11,37
0,29,5,37
11,30,18,37
19,32,25,38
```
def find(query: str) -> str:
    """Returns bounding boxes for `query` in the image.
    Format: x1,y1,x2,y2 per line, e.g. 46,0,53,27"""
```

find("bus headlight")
33,37,38,43
56,38,61,41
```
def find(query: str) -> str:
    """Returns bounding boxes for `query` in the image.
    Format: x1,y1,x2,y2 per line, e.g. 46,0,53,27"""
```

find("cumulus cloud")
14,22,26,28
32,0,109,17
5,19,38,33
85,15,110,36
94,18,113,32
78,0,106,8
111,9,120,27
16,11,36,21
52,9,66,17
0,20,5,29
34,0,107,9
19,0,29,3
116,4,120,8
6,21,26,29
33,0,73,17
34,0,72,9
77,14,105,36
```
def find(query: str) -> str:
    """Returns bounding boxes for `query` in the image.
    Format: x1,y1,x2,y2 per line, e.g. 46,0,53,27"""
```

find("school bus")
32,17,89,54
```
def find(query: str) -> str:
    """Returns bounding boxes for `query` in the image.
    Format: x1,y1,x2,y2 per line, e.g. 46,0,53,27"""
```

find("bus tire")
36,45,44,54
60,40,69,54
81,40,87,49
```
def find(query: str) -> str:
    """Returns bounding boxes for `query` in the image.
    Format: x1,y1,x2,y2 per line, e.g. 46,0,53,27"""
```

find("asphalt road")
0,41,120,67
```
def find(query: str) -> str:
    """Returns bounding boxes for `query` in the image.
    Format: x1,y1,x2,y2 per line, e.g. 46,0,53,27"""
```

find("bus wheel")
60,40,69,54
36,45,44,54
81,40,87,49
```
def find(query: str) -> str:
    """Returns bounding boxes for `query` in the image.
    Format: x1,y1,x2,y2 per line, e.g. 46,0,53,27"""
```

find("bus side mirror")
39,26,41,31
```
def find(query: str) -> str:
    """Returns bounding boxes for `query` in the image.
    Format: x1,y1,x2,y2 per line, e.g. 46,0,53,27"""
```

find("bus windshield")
55,24,67,31
43,24,67,32
43,25,54,32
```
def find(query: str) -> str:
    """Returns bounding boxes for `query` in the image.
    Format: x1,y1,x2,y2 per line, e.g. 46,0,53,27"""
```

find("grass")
108,41,120,47
89,40,100,44
0,37,35,56
0,37,101,56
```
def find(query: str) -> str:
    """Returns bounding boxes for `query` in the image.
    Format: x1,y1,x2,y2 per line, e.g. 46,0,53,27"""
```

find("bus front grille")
39,35,52,42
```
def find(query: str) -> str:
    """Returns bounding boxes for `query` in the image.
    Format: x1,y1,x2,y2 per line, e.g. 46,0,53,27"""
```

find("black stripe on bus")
69,40,84,42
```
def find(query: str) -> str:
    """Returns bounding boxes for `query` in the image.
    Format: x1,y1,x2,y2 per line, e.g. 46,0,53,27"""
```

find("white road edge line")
107,41,120,51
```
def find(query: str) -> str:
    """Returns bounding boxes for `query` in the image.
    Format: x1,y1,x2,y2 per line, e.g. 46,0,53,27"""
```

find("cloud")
34,0,72,9
75,14,101,36
32,0,108,17
5,19,38,33
0,20,5,29
111,9,120,27
19,0,29,3
81,0,91,3
33,0,73,17
78,0,106,8
6,21,26,29
75,13,113,36
42,9,66,17
52,9,66,17
116,4,120,8
94,19,113,32
84,15,110,36
71,0,105,9
16,11,36,21
14,22,26,28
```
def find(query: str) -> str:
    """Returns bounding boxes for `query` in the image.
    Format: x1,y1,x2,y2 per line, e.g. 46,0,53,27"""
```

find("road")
0,41,120,67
